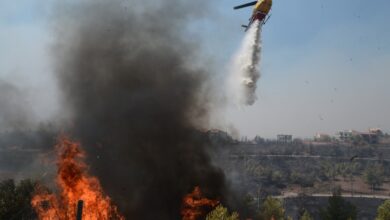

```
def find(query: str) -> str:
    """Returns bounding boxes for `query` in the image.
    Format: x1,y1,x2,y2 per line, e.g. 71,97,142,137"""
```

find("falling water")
228,20,262,106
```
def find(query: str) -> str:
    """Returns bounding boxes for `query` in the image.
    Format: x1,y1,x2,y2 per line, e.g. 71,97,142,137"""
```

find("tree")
338,163,351,181
351,135,364,145
364,164,385,191
320,189,357,220
376,200,390,220
300,210,313,220
258,197,285,220
321,162,337,181
206,205,239,220
0,179,37,220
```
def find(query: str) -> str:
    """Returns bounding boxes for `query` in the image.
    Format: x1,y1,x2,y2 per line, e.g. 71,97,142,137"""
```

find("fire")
31,136,124,220
181,186,219,220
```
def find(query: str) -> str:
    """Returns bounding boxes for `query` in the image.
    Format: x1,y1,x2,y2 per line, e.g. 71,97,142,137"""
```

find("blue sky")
1,0,390,138
210,0,390,138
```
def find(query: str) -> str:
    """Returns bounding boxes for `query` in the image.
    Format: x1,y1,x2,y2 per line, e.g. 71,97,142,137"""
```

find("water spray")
228,20,262,106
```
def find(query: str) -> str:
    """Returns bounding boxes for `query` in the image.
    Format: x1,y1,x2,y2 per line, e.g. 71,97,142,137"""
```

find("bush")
376,200,390,220
0,179,37,219
320,189,357,220
300,210,313,220
258,197,285,220
206,205,239,220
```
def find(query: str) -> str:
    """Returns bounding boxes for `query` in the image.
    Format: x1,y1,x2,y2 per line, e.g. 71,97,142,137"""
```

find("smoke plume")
52,0,227,219
0,81,34,131
227,20,262,106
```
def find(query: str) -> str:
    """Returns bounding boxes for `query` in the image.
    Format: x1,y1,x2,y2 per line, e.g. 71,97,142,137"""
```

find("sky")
1,0,390,138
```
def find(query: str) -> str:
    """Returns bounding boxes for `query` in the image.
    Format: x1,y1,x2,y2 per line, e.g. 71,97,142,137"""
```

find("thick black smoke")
53,0,227,219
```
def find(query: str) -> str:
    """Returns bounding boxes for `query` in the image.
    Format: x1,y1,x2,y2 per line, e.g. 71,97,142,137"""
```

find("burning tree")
31,136,124,220
181,186,219,220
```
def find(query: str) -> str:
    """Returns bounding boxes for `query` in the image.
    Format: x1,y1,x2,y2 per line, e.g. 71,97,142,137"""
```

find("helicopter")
234,0,272,31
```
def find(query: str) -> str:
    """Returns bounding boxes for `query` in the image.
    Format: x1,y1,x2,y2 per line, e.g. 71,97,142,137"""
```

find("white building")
277,134,293,143
314,133,331,142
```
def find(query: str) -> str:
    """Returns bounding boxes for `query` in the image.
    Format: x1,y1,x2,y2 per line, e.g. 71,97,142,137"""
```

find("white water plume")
227,20,262,106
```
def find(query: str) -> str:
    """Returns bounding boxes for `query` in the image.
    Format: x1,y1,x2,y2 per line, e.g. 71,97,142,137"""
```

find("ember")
31,136,124,220
181,186,219,220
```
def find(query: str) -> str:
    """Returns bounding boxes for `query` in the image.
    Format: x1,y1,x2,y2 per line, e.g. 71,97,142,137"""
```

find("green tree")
206,205,239,220
376,200,390,220
320,189,357,220
364,164,385,191
0,179,37,220
271,171,283,183
351,135,364,145
338,163,351,181
300,210,313,220
259,197,285,220
322,162,337,181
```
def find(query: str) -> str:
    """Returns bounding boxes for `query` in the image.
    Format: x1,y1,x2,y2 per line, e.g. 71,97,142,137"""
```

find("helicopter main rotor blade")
234,1,258,10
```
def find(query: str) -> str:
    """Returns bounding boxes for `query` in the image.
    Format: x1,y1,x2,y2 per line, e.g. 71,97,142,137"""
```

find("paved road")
228,154,390,162
275,193,390,200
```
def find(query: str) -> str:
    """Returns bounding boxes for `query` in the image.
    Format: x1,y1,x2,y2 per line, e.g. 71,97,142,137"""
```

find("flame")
31,136,124,220
181,186,219,220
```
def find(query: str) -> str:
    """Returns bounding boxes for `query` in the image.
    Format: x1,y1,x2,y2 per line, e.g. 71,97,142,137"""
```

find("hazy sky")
1,0,389,138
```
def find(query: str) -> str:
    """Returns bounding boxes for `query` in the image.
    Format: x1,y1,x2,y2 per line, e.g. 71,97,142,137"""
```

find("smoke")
227,20,262,106
51,0,228,219
0,80,57,179
0,81,35,131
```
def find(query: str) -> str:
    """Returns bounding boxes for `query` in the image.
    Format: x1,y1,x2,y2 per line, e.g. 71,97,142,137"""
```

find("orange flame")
31,136,124,220
181,186,219,220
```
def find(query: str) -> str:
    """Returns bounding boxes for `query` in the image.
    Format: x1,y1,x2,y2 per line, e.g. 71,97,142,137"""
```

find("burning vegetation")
49,0,230,218
181,186,219,220
31,136,222,220
31,136,124,220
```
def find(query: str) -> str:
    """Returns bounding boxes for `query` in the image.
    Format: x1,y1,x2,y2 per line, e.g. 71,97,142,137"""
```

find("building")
277,134,293,143
338,129,380,144
359,132,379,144
207,129,234,143
338,130,354,142
314,133,332,142
369,128,384,136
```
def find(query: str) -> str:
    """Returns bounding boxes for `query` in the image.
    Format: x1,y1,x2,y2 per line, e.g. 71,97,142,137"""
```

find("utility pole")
257,184,262,210
76,200,84,220
350,156,357,197
350,175,354,196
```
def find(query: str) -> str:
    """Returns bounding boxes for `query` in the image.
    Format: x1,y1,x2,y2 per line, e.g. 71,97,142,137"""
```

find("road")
228,154,390,162
275,192,390,200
